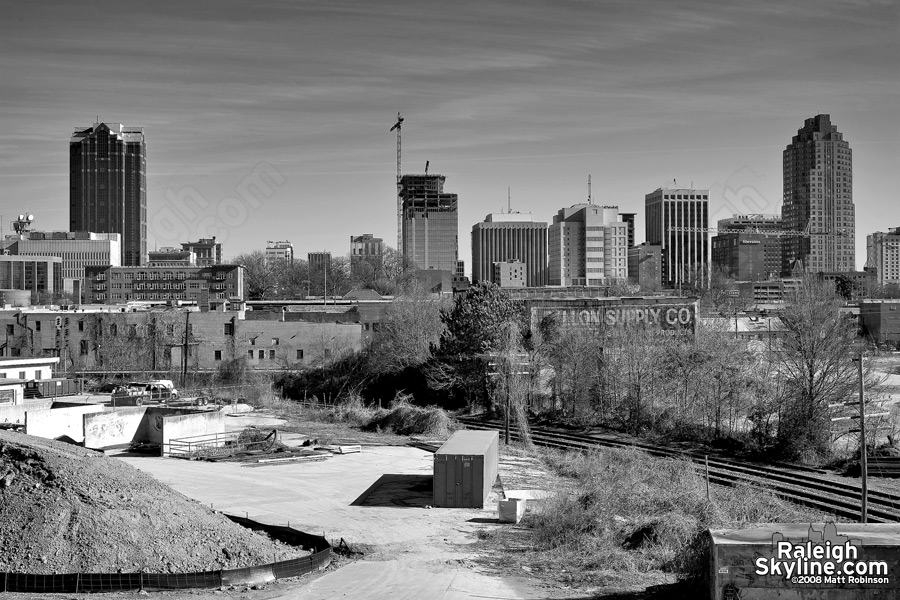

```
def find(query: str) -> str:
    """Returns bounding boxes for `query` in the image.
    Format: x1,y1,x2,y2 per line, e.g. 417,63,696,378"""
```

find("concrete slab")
118,446,527,599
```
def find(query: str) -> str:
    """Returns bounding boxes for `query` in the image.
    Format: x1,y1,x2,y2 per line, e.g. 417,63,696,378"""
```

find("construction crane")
390,112,404,255
669,223,848,238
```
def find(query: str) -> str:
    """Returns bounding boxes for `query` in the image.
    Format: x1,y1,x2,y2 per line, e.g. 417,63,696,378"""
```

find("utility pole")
390,112,404,255
323,252,327,306
859,347,868,523
181,311,190,390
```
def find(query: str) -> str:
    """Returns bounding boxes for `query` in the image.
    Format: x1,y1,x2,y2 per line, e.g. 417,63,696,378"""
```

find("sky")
1,0,898,273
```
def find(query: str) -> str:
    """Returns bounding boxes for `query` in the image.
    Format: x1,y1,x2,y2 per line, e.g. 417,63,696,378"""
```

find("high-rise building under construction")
400,174,458,272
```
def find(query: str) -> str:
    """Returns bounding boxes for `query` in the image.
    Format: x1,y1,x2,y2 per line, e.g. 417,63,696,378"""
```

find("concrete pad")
224,414,287,431
118,446,528,599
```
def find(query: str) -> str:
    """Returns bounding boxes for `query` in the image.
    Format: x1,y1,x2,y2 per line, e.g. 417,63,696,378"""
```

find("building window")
110,324,117,336
296,349,304,360
224,322,234,336
269,349,275,359
250,337,256,346
364,323,370,331
35,321,41,332
5,325,13,336
19,371,26,380
258,350,265,359
166,324,175,336
248,349,254,359
214,350,222,361
80,340,88,355
272,337,279,346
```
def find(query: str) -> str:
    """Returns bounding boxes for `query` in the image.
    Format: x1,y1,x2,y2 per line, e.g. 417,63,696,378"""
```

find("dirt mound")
0,430,304,574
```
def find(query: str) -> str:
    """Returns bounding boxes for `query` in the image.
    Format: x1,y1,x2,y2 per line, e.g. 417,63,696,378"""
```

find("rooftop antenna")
425,160,429,175
390,112,404,255
587,174,592,205
507,187,511,213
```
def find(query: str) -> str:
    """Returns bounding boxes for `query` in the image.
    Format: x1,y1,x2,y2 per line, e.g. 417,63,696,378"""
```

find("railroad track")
456,416,900,523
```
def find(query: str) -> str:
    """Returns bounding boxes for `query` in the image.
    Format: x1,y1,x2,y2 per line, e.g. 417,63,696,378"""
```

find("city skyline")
1,1,898,272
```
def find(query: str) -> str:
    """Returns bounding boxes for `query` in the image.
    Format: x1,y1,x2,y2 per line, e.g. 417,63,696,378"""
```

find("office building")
181,238,222,266
782,114,855,274
711,215,782,281
627,243,662,291
493,260,527,288
266,241,294,265
2,231,121,294
400,174,458,272
308,251,331,272
84,264,243,305
0,256,63,300
148,248,195,266
70,122,146,266
471,213,548,287
350,234,384,279
645,187,709,288
866,228,900,286
620,212,636,248
548,204,628,286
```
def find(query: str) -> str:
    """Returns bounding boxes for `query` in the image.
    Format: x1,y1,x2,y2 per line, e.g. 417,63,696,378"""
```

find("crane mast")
390,112,404,256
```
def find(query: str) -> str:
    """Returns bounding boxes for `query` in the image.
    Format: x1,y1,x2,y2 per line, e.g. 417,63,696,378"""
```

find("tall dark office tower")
782,114,854,274
645,187,709,288
401,174,458,272
70,122,147,266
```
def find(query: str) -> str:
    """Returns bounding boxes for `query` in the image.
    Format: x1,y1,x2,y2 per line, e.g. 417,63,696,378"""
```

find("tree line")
277,276,881,460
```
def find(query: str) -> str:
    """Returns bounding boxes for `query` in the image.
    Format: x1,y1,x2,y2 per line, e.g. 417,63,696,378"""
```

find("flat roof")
436,430,498,456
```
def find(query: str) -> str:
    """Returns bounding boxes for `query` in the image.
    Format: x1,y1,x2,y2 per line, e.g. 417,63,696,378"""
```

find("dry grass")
481,446,842,592
246,391,455,440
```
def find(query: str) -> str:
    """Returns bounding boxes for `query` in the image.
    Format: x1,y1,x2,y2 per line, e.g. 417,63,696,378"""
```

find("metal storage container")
433,430,499,508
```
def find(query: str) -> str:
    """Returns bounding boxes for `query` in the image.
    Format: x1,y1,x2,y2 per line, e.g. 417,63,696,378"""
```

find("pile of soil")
0,430,305,574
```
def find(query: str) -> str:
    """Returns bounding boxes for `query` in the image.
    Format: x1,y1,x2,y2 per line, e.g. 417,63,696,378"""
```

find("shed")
433,430,499,508
709,523,900,599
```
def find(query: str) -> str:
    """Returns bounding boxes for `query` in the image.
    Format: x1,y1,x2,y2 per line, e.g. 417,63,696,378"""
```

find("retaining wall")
0,400,53,427
161,411,225,456
83,407,148,449
25,404,105,443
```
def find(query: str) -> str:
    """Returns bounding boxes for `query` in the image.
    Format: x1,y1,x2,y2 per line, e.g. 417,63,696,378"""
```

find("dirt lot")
0,430,307,578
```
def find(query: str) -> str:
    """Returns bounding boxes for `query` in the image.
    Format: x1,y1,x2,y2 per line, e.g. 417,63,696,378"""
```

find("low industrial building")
0,306,361,374
859,300,900,346
84,264,244,306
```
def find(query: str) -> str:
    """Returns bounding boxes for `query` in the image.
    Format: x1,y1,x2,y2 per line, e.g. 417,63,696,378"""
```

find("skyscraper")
548,204,628,286
401,174,458,272
70,122,146,266
645,187,709,288
471,213,548,287
782,114,855,274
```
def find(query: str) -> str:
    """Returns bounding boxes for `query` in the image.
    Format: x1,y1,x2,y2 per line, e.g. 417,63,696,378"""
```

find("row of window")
238,349,308,361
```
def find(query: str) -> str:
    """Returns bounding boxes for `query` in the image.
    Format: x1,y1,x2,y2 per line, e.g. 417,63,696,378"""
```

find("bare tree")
366,280,448,374
775,277,860,458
